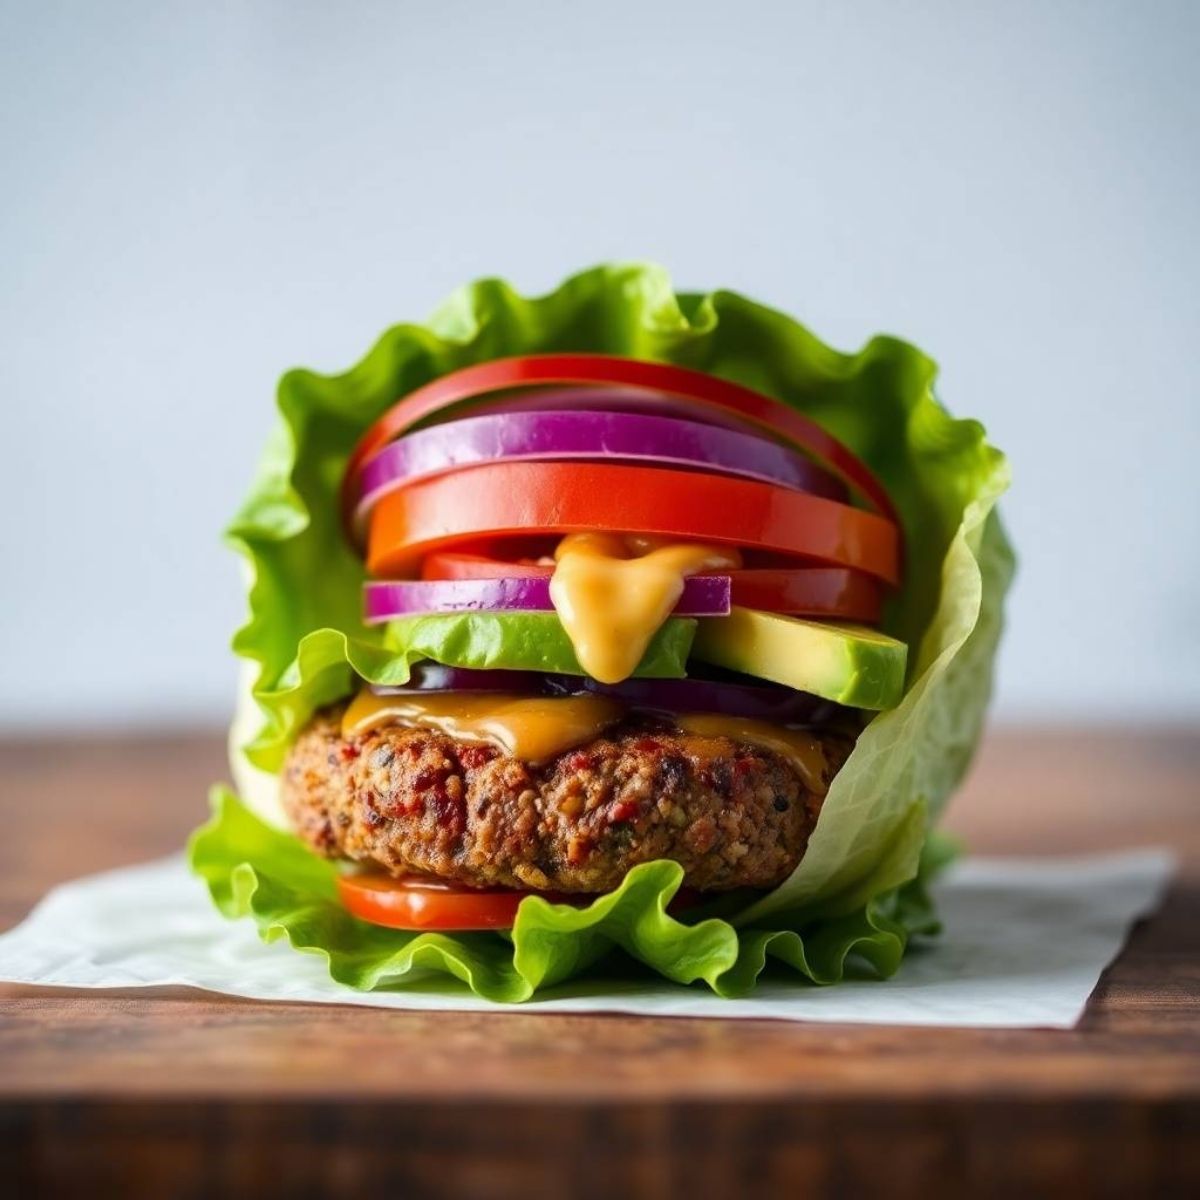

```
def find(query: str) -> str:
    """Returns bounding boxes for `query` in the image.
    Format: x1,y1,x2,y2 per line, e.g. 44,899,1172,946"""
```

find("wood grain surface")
1,726,1197,1198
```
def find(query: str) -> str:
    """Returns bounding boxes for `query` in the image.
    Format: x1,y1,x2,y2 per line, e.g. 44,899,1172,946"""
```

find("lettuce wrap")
191,263,1013,1000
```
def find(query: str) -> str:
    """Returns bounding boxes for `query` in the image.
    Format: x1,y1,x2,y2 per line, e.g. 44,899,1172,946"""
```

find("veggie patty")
283,706,852,894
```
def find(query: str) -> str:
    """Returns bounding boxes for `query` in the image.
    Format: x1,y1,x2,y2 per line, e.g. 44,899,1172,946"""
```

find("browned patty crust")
282,705,852,893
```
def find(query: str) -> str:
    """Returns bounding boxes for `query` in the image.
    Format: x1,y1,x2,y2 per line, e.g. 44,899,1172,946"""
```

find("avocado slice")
384,612,696,678
692,607,907,710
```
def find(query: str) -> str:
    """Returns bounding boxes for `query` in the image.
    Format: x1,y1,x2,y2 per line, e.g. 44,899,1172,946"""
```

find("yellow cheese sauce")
548,532,741,684
342,688,623,762
343,689,829,787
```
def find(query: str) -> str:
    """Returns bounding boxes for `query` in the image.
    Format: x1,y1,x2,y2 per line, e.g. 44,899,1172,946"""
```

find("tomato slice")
337,872,573,931
341,354,899,530
366,461,900,584
422,552,885,622
422,552,554,580
338,872,701,931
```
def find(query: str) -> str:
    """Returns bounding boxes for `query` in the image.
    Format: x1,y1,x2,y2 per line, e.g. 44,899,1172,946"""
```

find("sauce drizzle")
549,532,741,684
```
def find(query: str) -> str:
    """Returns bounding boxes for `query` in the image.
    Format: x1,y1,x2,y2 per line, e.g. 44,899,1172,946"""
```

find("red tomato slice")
338,872,701,931
337,873,571,931
422,552,554,580
421,552,885,622
366,461,900,584
341,354,899,530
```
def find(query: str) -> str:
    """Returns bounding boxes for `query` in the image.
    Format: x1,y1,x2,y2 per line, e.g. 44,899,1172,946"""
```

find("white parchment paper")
0,850,1172,1027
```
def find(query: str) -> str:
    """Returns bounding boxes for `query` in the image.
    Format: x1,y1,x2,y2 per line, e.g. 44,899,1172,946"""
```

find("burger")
192,265,1013,1000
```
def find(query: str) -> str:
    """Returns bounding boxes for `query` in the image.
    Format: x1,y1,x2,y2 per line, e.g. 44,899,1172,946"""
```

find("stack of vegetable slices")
341,353,909,715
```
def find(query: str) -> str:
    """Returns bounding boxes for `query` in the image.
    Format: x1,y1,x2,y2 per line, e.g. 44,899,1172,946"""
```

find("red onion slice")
370,666,847,725
353,408,847,534
420,553,885,623
363,575,732,624
373,664,547,693
563,674,846,725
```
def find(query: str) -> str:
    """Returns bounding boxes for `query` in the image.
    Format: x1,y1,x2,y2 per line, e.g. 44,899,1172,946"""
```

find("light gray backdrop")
2,1,1197,728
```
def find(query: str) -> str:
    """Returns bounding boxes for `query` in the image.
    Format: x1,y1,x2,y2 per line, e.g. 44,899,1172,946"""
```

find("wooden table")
1,727,1197,1198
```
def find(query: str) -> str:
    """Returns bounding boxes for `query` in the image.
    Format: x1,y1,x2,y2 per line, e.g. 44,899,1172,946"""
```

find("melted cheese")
549,532,741,684
674,713,828,793
342,690,829,789
342,689,623,762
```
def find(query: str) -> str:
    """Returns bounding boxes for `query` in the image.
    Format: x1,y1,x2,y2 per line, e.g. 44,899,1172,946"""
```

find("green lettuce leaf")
207,262,1013,998
382,612,696,678
190,788,944,1000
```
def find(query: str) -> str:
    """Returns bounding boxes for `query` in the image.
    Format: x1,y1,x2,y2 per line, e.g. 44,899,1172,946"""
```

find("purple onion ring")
353,408,847,534
363,574,732,624
370,665,847,726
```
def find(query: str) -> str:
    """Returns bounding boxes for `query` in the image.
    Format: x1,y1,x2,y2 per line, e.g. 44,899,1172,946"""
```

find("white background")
2,1,1197,729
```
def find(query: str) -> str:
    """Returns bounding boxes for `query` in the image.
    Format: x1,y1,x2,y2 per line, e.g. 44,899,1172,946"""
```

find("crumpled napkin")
0,850,1172,1027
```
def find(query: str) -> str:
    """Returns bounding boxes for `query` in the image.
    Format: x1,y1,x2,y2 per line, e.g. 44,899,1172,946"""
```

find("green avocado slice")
692,607,908,710
384,612,696,678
